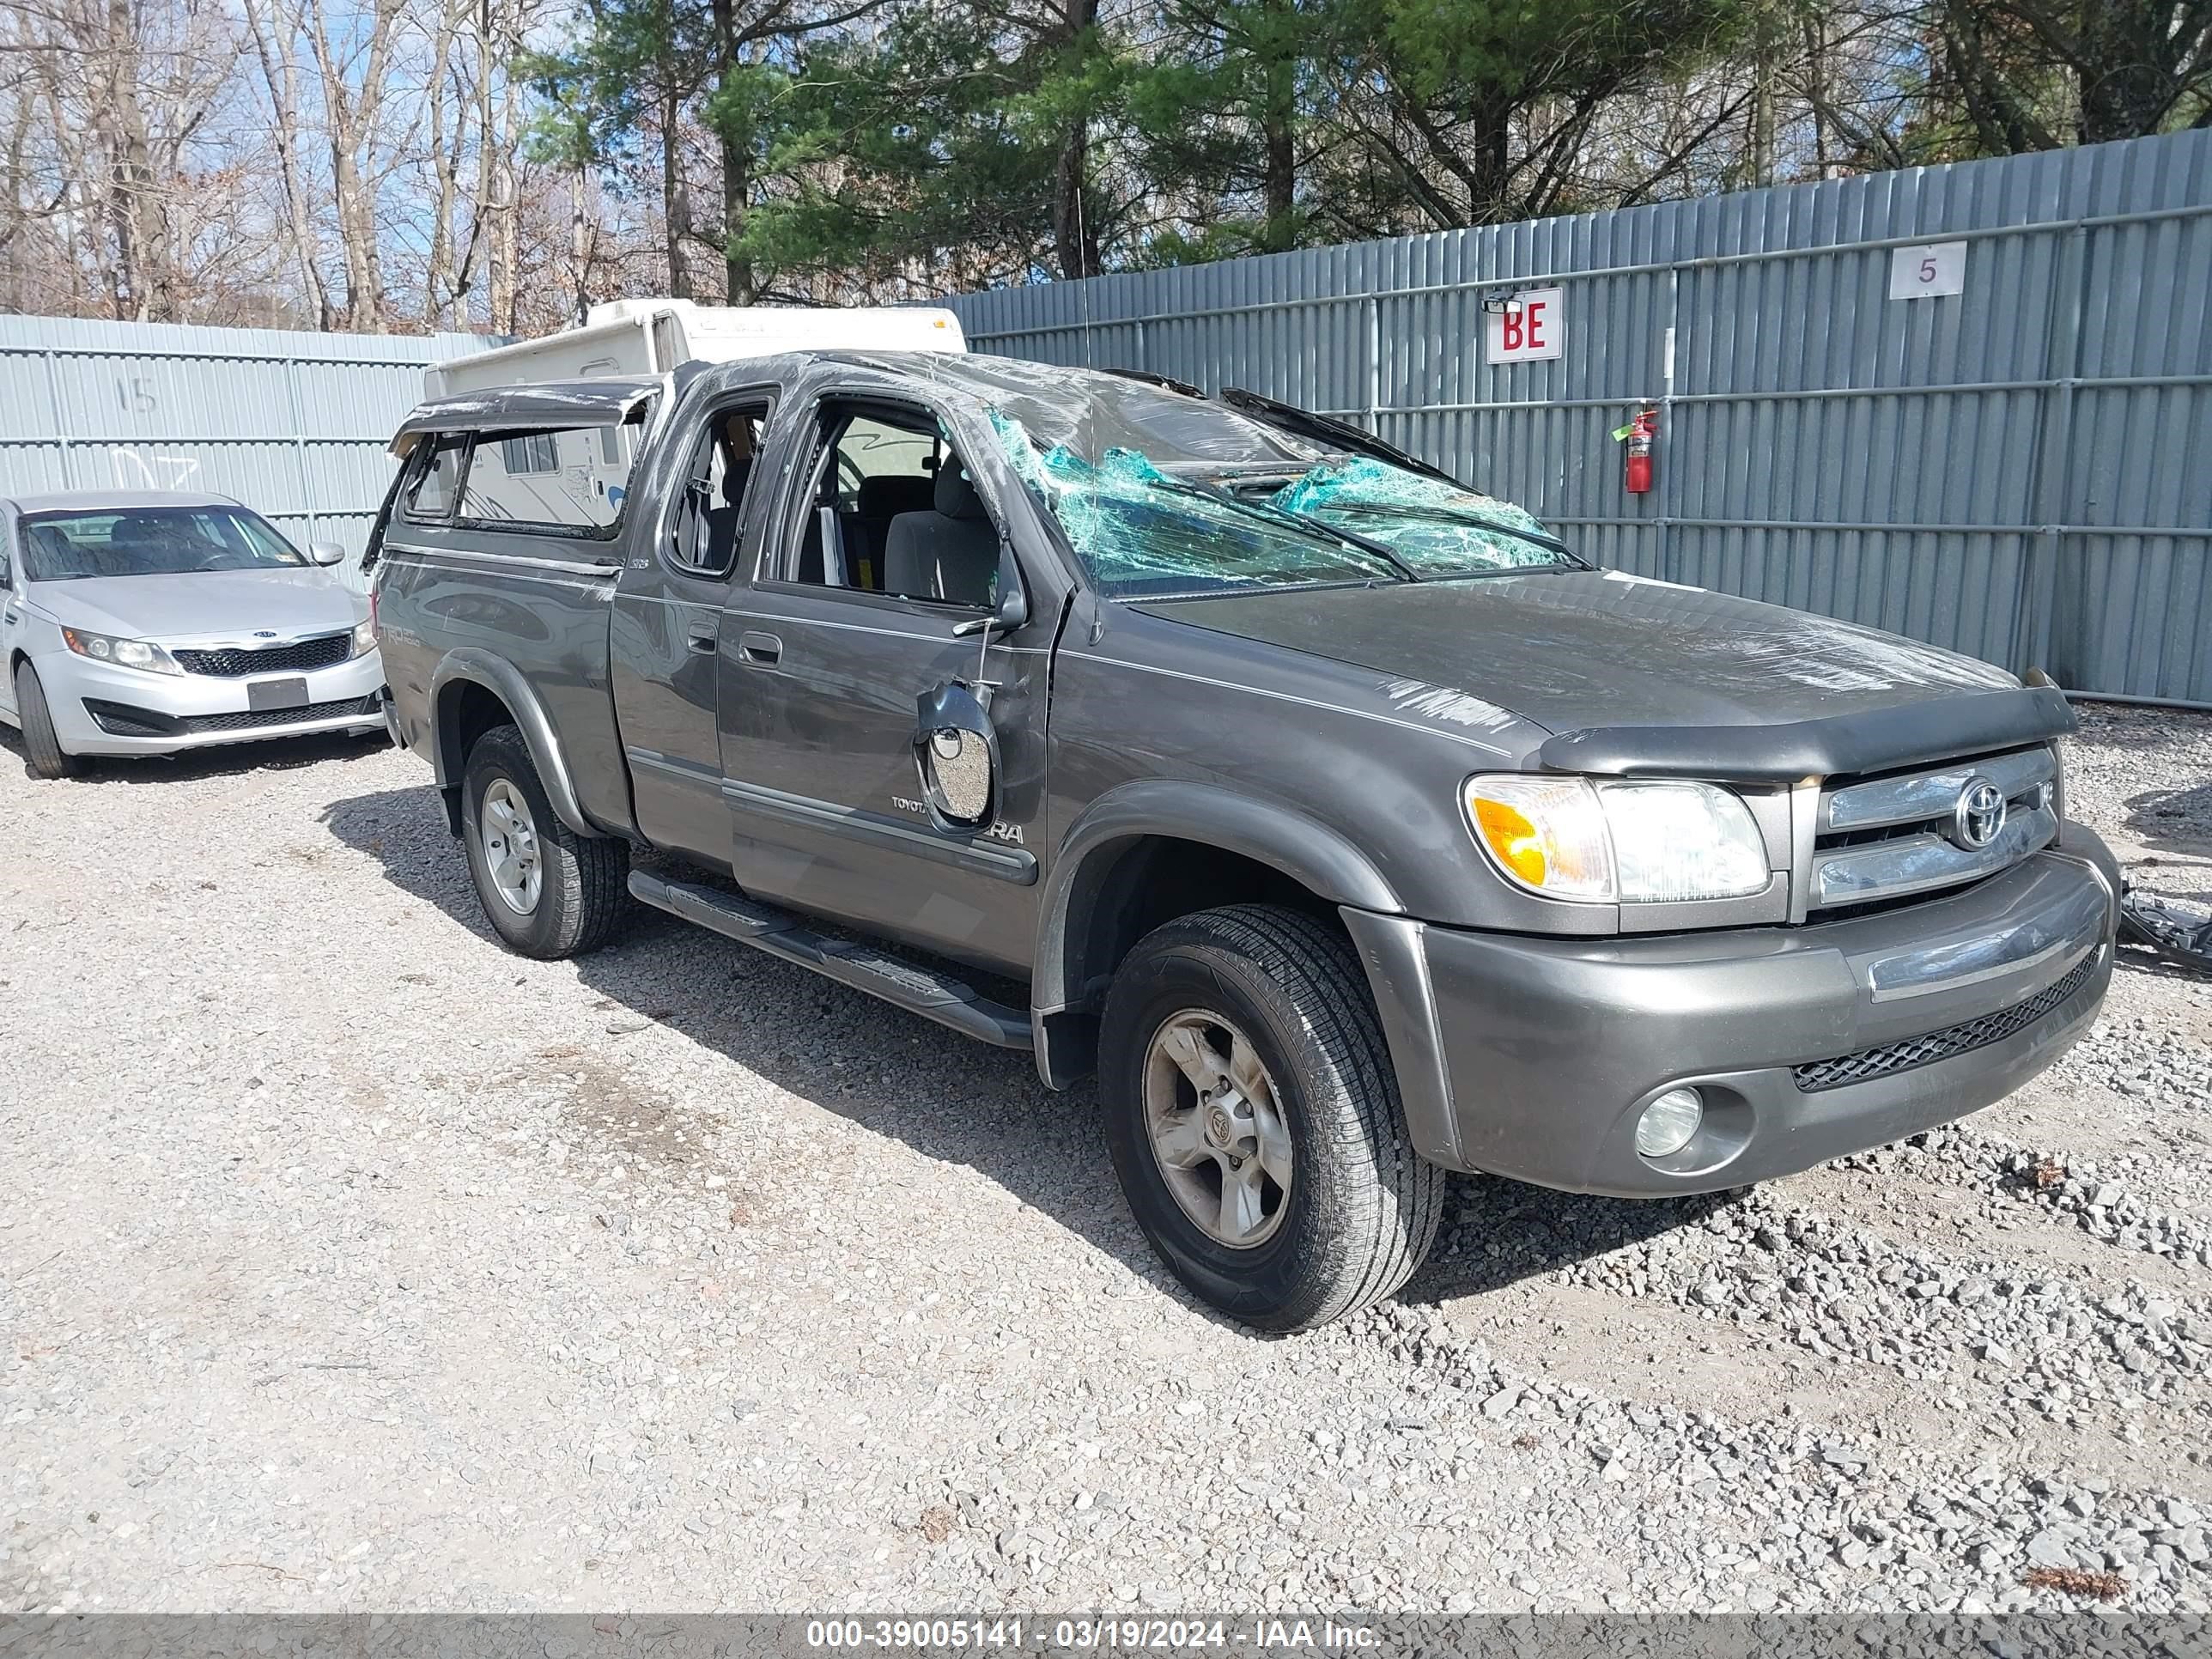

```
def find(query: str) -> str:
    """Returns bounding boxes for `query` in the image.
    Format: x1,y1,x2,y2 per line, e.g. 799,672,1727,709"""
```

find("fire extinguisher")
1624,405,1657,495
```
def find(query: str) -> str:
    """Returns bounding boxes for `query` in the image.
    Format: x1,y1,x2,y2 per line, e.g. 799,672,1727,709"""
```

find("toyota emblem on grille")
1951,777,2008,850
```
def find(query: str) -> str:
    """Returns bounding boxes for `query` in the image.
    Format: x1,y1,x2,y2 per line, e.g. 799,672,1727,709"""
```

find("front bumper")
1347,825,2118,1197
37,647,387,757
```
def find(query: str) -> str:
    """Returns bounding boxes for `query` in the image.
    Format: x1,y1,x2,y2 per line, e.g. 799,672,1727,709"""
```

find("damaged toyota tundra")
369,352,2118,1332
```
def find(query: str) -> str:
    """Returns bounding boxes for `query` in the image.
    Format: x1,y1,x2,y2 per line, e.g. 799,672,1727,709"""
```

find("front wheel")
1098,904,1443,1333
14,663,76,780
459,723,629,959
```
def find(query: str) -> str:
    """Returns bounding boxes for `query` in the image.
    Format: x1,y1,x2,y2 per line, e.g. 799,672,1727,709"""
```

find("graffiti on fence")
105,447,202,491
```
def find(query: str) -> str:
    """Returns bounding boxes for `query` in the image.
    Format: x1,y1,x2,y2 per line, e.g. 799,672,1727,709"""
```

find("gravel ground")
3,702,2210,1616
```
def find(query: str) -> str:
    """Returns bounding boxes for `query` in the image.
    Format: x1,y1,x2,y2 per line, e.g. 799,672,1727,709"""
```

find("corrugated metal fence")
0,315,503,593
944,131,2212,706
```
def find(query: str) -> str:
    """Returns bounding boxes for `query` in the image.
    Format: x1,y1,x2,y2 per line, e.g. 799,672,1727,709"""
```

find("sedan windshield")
986,396,1577,599
18,507,306,581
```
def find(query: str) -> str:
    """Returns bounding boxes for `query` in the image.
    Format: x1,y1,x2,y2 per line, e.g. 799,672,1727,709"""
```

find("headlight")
1463,775,1771,903
350,617,377,657
60,626,183,676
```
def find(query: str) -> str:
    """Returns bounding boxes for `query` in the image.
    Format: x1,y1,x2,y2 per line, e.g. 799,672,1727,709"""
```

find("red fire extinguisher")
1624,405,1657,494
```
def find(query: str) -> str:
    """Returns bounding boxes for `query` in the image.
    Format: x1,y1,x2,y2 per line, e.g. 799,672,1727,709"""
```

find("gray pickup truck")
370,351,2118,1332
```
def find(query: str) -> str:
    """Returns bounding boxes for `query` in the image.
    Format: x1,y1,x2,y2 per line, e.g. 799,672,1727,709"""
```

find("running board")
627,871,1034,1050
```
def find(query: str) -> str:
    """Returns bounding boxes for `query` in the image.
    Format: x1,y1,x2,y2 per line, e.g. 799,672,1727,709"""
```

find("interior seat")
884,465,999,607
849,475,935,591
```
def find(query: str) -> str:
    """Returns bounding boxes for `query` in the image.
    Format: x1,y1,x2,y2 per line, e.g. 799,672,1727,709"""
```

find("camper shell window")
403,434,468,521
460,424,630,534
397,416,642,539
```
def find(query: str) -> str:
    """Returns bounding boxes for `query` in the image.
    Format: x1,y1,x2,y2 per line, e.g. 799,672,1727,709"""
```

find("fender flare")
1032,779,1402,1014
428,648,601,838
1031,781,1461,1166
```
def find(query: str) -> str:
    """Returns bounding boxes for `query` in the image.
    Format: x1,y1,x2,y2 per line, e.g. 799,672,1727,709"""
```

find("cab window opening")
787,399,997,609
669,398,771,579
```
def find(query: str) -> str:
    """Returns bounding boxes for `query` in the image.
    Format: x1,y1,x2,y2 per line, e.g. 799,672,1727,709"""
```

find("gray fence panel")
0,315,503,593
945,131,2212,704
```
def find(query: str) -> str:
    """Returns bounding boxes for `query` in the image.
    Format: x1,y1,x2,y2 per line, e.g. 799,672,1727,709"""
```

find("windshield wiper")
1144,477,1422,583
1320,500,1583,564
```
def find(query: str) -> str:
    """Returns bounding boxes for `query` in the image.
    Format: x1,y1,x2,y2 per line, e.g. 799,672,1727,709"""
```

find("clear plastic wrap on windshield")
1269,456,1560,574
988,410,1385,592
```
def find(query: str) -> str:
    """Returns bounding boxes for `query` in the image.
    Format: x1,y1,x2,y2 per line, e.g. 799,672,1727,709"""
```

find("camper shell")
422,299,966,399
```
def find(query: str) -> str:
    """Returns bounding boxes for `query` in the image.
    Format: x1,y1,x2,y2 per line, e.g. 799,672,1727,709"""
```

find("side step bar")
627,871,1034,1050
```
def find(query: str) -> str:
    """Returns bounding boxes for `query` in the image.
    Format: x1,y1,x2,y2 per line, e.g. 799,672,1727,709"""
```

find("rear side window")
463,426,628,533
404,434,467,520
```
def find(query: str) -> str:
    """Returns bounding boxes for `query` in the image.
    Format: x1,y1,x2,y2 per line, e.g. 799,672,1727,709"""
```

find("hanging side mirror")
913,681,1000,830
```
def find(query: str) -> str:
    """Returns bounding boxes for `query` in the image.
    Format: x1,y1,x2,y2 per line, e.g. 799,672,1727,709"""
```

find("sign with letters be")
1890,241,1966,300
1486,286,1563,363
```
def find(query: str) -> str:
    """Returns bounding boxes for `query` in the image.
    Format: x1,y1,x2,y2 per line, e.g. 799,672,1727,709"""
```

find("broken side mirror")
913,681,1000,831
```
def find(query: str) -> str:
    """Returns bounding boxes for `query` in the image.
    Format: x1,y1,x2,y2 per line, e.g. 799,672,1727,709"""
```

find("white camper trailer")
422,299,968,398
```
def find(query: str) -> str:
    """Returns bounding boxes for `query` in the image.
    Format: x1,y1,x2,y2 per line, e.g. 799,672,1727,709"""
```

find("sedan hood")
32,567,362,642
1139,569,2062,779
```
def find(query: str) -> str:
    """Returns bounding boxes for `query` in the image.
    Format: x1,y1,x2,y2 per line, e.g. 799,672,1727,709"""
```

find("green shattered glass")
988,409,1567,596
1269,456,1565,574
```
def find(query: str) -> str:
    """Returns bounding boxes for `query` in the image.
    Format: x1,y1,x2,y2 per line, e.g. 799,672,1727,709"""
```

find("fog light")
1636,1087,1705,1158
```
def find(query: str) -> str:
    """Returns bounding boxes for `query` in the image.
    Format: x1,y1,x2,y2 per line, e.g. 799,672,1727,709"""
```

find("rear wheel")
460,723,628,958
14,664,76,780
1098,903,1443,1333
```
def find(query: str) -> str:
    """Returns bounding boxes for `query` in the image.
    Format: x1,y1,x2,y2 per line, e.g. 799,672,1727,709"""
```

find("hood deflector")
1537,684,2076,782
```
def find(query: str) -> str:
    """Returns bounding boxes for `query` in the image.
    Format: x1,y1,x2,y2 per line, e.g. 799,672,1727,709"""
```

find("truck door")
718,393,1049,978
610,392,772,863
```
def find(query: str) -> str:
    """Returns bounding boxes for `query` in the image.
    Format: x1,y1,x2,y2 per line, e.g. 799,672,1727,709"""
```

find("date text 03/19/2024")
804,1621,1384,1650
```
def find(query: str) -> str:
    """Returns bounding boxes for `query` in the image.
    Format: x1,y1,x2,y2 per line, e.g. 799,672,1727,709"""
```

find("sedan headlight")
60,626,184,677
1463,775,1771,903
350,617,377,658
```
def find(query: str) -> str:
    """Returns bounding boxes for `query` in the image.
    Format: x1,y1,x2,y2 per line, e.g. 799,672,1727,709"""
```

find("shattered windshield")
983,392,1576,599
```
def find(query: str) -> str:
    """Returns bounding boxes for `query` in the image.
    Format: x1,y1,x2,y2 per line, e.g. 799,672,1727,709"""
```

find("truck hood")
1139,569,2066,779
30,567,362,642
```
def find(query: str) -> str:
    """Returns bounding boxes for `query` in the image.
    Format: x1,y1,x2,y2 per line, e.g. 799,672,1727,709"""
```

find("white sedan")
0,489,386,778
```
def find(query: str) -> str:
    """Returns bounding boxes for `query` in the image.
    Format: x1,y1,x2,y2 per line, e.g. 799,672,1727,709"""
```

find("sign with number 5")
1889,240,1966,300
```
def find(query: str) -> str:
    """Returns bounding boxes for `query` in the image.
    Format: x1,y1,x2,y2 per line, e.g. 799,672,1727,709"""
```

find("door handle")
738,631,781,665
686,617,718,655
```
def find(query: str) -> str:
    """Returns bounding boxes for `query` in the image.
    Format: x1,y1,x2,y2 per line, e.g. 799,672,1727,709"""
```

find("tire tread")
463,724,628,959
14,664,73,780
1103,902,1443,1331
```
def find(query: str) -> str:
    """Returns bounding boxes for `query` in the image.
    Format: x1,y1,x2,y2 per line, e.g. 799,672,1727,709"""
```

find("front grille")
1807,746,2058,916
1791,951,2100,1093
174,634,351,677
181,696,380,734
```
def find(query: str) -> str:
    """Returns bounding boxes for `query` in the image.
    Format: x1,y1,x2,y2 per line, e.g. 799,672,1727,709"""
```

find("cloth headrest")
859,474,934,518
936,464,988,521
